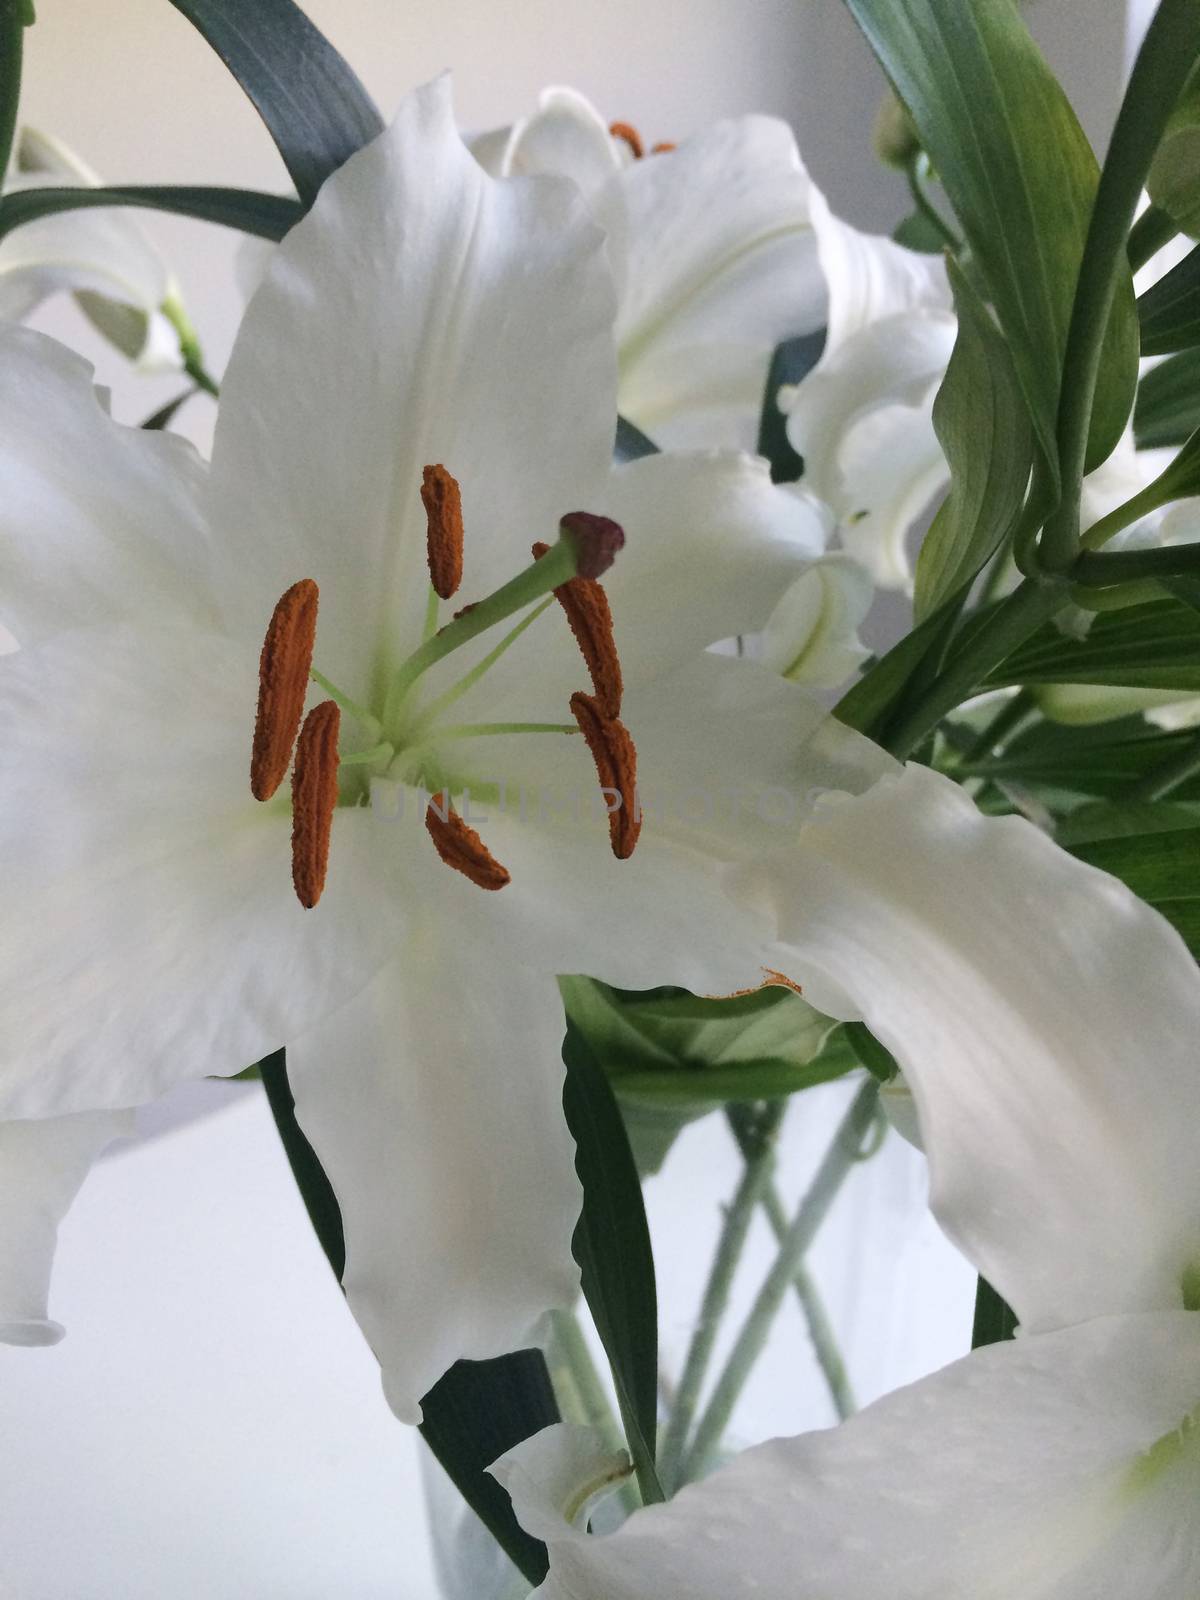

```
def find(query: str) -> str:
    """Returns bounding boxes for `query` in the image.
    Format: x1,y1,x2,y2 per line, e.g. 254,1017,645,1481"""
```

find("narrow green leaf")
914,260,1034,619
167,0,383,206
892,209,944,253
1055,799,1200,846
422,1353,558,1588
971,717,1200,802
1067,826,1200,955
842,0,1138,485
561,1022,664,1503
140,389,197,431
834,593,963,741
258,1051,345,1279
0,0,24,188
0,184,301,244
972,1277,1018,1347
1139,241,1200,355
985,597,1200,691
1134,346,1200,448
756,330,825,483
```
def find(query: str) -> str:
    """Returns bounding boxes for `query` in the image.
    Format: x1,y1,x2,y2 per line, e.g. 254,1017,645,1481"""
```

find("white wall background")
2,2,1147,1595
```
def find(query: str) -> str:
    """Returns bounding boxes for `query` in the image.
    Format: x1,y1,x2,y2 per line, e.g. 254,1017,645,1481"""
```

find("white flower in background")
470,85,827,452
759,553,873,691
496,765,1200,1597
779,205,955,591
1,128,185,372
0,79,894,1415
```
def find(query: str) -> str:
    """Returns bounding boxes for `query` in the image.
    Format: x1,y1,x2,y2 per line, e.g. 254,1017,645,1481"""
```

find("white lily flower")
0,79,890,1421
1,128,184,373
780,200,955,591
496,763,1200,1597
470,86,827,452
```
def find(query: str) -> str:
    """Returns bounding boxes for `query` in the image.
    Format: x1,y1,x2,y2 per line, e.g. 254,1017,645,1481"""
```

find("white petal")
739,765,1200,1332
760,555,874,689
0,624,406,1118
1,130,175,364
0,1109,133,1345
491,1422,630,1540
0,324,213,649
288,931,583,1424
809,184,952,358
208,76,618,698
784,312,956,589
612,117,824,451
500,1312,1200,1600
499,87,623,197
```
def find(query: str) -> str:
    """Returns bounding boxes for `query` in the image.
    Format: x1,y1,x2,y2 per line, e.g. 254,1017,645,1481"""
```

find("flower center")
608,120,677,158
248,467,642,906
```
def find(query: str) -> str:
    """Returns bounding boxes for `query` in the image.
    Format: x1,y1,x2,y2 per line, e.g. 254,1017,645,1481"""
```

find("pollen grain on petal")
570,691,641,859
609,120,644,159
421,463,465,601
251,578,319,802
425,793,511,891
532,541,623,717
651,141,677,154
291,700,340,909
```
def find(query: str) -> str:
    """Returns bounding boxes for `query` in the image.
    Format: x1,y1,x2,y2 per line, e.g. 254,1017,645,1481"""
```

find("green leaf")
1138,241,1200,355
756,330,825,483
914,260,1034,620
842,0,1138,484
613,414,659,462
972,1277,1018,1346
420,1352,558,1588
985,597,1200,691
1067,826,1200,955
892,209,945,254
561,1021,664,1504
1054,799,1200,846
1148,61,1200,238
140,389,197,431
0,184,301,244
971,716,1200,802
0,0,25,188
834,592,964,741
258,1052,345,1279
1134,346,1200,448
167,0,383,206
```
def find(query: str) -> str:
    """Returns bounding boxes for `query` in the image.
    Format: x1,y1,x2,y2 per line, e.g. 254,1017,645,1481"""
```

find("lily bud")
872,89,920,171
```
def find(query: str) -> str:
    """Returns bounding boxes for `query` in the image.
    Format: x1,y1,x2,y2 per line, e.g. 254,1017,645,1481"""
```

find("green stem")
881,579,1067,759
545,1309,640,1515
678,1083,880,1484
1128,204,1179,273
384,544,576,725
1128,726,1200,800
960,688,1036,765
657,1103,785,1494
1074,542,1200,586
161,291,219,397
727,1109,856,1423
259,1051,345,1282
1042,0,1200,571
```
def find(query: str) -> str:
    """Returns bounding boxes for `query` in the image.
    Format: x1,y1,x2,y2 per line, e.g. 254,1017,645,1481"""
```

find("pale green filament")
422,584,440,643
403,596,554,741
310,669,382,740
436,721,578,740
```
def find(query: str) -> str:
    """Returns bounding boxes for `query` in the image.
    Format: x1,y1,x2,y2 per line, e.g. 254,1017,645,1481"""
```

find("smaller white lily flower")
495,764,1200,1598
780,197,955,590
1,128,184,373
470,86,827,452
759,553,873,691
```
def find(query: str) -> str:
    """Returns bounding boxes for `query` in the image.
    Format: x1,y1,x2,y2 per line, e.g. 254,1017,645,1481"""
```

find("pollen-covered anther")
609,120,644,159
251,578,319,802
532,540,624,718
570,691,641,859
421,463,465,601
291,700,341,909
425,793,511,891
